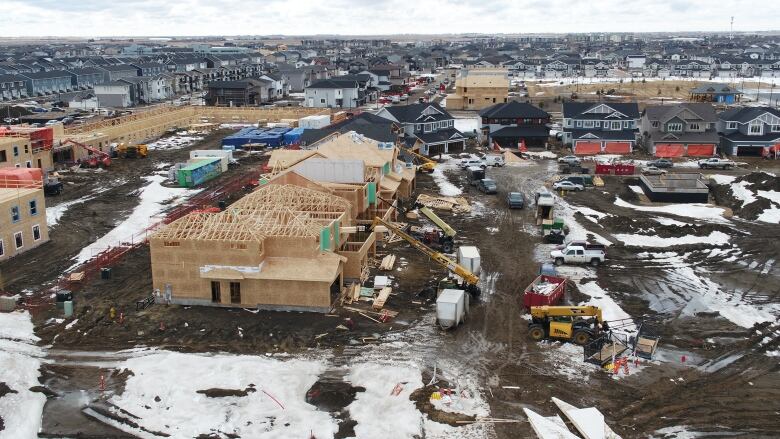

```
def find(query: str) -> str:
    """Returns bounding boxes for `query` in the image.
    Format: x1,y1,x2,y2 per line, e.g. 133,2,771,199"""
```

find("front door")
211,281,221,303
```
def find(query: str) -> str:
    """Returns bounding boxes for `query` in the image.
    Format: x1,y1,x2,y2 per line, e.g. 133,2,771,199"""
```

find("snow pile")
431,167,462,196
613,231,730,248
628,185,644,195
614,196,728,222
0,311,46,438
577,280,636,335
525,150,558,159
147,131,204,151
559,200,612,245
110,351,336,438
72,175,200,265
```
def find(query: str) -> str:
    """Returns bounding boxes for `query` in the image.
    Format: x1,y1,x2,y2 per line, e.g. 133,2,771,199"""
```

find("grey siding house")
19,71,73,96
0,74,27,100
304,79,360,108
67,67,105,90
718,107,780,157
97,65,139,82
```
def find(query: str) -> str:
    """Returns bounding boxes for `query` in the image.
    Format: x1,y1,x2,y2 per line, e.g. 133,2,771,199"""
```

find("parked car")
459,156,486,169
484,154,505,167
552,180,584,191
506,192,525,208
641,166,667,175
558,155,581,166
698,157,736,170
558,176,586,187
477,178,497,194
649,158,673,168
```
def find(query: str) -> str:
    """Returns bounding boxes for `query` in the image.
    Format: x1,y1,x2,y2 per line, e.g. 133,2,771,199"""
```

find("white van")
484,154,505,167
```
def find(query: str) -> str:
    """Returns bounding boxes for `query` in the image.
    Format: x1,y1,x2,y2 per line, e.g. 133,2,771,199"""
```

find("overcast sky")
2,0,778,37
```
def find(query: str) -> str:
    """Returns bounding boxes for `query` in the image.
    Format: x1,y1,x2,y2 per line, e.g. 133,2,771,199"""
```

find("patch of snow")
558,200,612,245
147,132,204,151
453,116,479,135
431,167,462,197
46,187,111,227
525,150,558,159
613,231,730,248
730,181,757,206
0,311,46,439
72,175,201,265
707,174,737,185
65,319,79,330
110,351,336,438
653,217,689,226
614,196,727,222
757,190,780,204
628,185,644,195
576,280,636,335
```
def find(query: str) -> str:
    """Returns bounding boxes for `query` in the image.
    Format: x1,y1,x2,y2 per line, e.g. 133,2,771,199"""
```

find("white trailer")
457,246,481,275
436,289,469,329
189,150,233,172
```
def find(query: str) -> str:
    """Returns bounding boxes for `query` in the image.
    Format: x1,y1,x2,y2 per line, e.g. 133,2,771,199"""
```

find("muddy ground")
2,133,780,437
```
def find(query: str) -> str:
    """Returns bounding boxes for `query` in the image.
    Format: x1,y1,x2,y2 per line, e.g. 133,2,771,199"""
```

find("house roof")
380,102,454,124
414,128,464,145
563,129,637,141
643,103,718,123
719,106,780,123
307,79,359,89
98,64,138,72
301,113,397,144
723,131,780,142
690,83,743,95
19,70,72,80
479,101,550,119
562,102,639,119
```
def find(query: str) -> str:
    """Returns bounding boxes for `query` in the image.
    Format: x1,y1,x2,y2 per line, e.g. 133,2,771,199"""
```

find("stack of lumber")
416,194,471,213
503,151,525,163
379,254,396,271
372,287,392,310
385,222,408,243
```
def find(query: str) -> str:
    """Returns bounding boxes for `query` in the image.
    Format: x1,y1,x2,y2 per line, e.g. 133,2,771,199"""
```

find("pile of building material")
503,151,525,164
379,254,397,271
552,397,622,439
416,193,471,213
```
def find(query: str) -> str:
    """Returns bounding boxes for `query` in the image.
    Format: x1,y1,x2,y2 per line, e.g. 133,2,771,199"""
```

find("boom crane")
61,139,111,168
398,144,436,173
370,216,479,294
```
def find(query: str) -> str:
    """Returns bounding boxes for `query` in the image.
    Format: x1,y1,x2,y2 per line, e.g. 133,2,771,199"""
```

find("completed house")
18,71,73,96
206,78,273,107
66,67,104,90
718,106,780,157
375,102,465,155
304,79,361,108
0,74,27,100
562,102,640,155
479,101,551,148
94,81,137,107
690,83,743,104
641,103,720,157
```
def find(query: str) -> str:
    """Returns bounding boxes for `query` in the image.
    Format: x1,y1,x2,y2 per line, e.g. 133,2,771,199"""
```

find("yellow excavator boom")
371,217,478,286
530,305,603,323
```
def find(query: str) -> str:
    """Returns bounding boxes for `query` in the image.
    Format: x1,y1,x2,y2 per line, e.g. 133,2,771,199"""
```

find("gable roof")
690,83,743,95
307,79,359,89
479,101,550,119
643,103,718,123
719,106,780,123
380,103,454,124
562,102,639,119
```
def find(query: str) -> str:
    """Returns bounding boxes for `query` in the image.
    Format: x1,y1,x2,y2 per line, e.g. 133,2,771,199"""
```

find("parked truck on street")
550,242,606,266
698,157,736,170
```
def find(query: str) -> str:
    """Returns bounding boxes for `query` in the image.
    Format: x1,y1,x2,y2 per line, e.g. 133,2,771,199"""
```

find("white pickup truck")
550,242,606,266
698,157,736,170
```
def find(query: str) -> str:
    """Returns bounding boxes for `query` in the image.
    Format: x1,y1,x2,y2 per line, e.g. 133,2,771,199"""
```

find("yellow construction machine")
398,145,436,173
116,143,148,159
528,305,608,345
370,216,479,294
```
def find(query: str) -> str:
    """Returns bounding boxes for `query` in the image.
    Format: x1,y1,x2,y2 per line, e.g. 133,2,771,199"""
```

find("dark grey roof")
479,101,550,119
307,79,359,89
647,130,719,144
66,67,103,75
301,113,397,144
719,106,780,123
98,64,138,72
643,103,718,123
491,126,550,138
562,102,639,119
381,103,454,124
0,74,22,83
414,128,464,144
19,70,72,79
690,83,743,94
723,131,780,142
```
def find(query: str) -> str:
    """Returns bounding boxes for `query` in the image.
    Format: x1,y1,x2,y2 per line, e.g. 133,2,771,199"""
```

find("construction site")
0,102,779,439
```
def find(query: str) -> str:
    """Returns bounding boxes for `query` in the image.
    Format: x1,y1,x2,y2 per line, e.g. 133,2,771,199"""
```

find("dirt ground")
3,131,780,437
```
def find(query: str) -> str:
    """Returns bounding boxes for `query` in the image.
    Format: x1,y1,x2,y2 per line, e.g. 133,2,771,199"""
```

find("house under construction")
150,131,414,312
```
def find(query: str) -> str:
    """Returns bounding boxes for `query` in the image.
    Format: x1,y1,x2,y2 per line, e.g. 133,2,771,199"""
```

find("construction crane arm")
530,305,604,323
370,216,479,286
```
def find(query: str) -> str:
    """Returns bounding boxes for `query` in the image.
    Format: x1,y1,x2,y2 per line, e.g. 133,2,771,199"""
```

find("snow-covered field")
0,311,46,439
147,131,205,151
614,196,728,222
613,231,730,247
72,175,200,265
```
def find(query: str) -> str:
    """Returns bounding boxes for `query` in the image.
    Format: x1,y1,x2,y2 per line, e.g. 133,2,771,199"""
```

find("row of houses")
560,101,780,157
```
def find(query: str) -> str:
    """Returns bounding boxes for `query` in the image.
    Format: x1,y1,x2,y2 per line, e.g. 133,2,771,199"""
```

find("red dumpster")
523,275,566,309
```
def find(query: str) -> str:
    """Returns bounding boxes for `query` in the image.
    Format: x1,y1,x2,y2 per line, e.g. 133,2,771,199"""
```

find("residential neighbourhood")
1,21,780,439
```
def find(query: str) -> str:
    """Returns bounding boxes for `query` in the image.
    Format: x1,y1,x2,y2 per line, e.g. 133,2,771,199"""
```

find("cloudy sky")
2,0,778,37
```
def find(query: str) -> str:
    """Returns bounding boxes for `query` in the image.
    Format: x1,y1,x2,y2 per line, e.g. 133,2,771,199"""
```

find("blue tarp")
283,127,304,145
221,127,293,148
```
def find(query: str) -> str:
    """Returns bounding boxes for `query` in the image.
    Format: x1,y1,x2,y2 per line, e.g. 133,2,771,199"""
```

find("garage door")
736,145,765,157
655,143,684,157
686,144,716,157
574,141,601,155
604,142,631,154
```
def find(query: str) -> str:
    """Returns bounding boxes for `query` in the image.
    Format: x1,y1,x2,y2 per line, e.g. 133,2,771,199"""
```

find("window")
749,121,762,135
13,146,18,157
24,145,29,154
415,124,422,132
25,161,31,168
11,206,20,223
449,120,454,128
583,121,594,128
14,232,23,250
575,120,582,127
0,239,3,257
611,121,621,130
594,121,601,128
772,125,780,132
0,150,6,162
320,98,325,104
29,200,37,216
651,121,659,128
623,121,630,128
688,123,700,130
667,123,683,132
230,282,241,304
425,123,432,132
211,281,221,303
32,225,41,241
463,87,467,93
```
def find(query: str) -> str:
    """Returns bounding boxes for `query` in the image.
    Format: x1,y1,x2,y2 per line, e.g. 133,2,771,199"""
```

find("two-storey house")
562,102,640,155
718,107,780,157
641,103,720,157
479,101,551,148
375,102,465,156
